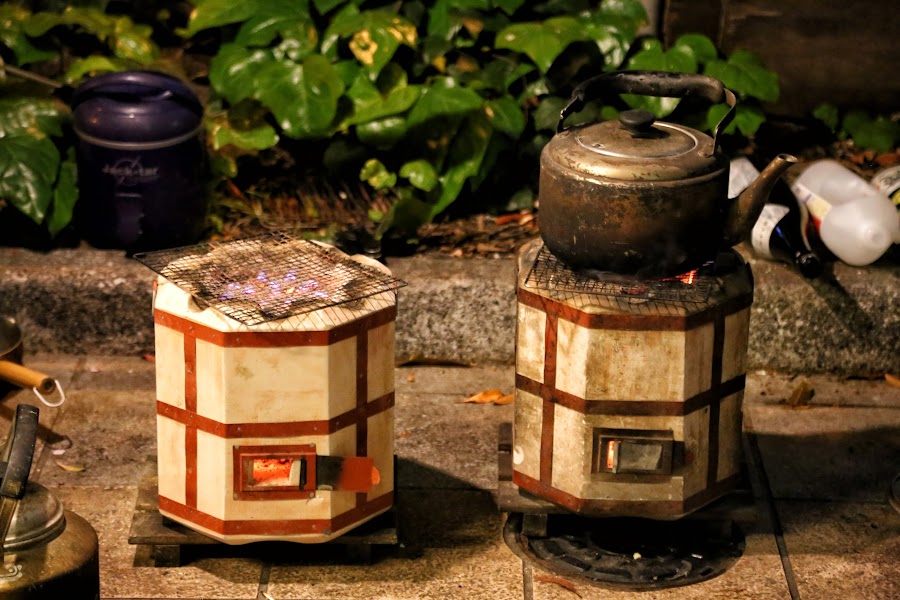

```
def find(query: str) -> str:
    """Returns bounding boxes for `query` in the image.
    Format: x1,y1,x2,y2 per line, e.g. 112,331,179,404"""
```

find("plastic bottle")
790,160,900,266
730,158,823,278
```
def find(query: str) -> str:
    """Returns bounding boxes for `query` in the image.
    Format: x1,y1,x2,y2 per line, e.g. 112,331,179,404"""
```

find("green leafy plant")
184,0,651,237
813,103,900,154
0,2,162,235
621,33,778,137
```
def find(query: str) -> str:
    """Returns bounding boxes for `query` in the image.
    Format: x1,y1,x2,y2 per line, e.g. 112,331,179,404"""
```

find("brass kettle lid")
543,109,725,182
4,482,66,552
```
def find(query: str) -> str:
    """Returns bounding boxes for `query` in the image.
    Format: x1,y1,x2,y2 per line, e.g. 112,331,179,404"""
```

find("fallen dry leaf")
534,574,581,597
143,353,156,362
787,379,814,408
464,389,504,404
885,374,900,389
494,393,514,405
406,373,416,383
55,460,86,472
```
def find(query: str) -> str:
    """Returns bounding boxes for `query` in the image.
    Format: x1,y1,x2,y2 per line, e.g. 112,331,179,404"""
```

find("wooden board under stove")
129,474,399,567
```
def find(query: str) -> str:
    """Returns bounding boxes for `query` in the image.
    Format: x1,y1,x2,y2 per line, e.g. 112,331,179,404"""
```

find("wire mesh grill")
134,231,405,326
523,245,723,315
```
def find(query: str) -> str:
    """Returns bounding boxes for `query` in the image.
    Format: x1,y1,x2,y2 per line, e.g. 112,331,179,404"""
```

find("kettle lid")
543,110,724,182
3,482,66,552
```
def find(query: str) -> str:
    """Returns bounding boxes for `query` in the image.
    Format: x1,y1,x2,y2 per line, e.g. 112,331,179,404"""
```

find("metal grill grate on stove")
524,245,722,316
134,231,405,326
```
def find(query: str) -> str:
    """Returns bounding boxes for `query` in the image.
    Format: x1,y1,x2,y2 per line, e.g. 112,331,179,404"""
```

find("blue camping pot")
72,71,208,251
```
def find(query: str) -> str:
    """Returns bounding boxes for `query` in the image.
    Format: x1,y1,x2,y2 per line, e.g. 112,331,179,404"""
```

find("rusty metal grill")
524,245,723,315
134,231,405,326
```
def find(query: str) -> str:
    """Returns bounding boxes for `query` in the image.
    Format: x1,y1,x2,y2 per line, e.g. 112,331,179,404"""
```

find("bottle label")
728,157,760,199
871,165,900,208
751,204,789,259
790,182,832,232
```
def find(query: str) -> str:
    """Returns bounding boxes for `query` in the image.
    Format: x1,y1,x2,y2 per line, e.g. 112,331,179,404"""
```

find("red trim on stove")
517,288,751,332
156,393,394,438
183,333,198,508
158,491,393,536
516,373,745,417
511,470,741,518
154,306,396,348
539,312,557,485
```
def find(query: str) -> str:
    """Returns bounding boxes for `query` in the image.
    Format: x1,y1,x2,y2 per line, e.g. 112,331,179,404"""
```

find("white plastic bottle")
790,160,900,266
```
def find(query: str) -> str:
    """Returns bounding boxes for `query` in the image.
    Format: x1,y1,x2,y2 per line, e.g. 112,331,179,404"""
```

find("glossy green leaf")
493,0,526,15
593,0,648,37
484,96,525,137
399,159,438,191
47,151,77,236
580,20,632,71
208,115,279,151
674,33,718,64
64,55,126,82
347,85,421,126
313,0,349,15
496,17,587,73
0,5,55,65
812,102,840,132
407,78,483,129
0,134,59,223
235,14,316,51
273,21,319,61
622,39,697,117
327,10,417,75
356,116,408,147
706,103,765,136
360,158,397,190
25,8,157,63
181,0,309,37
842,111,900,153
0,97,64,138
533,96,567,132
209,44,273,105
430,112,493,218
111,17,157,63
321,4,360,58
704,50,779,102
256,54,345,137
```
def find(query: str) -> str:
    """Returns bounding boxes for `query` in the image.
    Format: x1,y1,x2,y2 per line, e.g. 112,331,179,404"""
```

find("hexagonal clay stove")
136,233,404,544
511,239,752,519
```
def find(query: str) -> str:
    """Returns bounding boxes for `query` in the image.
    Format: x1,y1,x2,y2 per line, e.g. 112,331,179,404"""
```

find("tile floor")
2,357,897,600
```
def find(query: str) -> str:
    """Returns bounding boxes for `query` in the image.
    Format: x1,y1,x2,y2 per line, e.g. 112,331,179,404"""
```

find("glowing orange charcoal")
252,458,293,484
674,269,698,285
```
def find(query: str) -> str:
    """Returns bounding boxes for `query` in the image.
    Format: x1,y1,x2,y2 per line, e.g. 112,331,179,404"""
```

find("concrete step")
0,245,897,375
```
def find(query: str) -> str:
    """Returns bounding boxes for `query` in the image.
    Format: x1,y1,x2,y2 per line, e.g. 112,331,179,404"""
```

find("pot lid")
3,482,66,552
543,109,724,182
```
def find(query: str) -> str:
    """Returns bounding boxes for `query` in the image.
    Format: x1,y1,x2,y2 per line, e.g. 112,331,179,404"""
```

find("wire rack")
134,231,406,326
523,245,723,315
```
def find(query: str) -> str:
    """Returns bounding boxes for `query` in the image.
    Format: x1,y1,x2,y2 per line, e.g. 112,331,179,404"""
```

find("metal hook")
33,379,65,408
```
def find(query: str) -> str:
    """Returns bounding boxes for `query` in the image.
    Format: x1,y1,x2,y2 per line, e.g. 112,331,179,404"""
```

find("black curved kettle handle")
0,404,39,501
558,70,737,155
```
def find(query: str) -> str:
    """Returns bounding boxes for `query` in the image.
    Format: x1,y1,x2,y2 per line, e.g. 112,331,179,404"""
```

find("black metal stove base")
504,512,745,590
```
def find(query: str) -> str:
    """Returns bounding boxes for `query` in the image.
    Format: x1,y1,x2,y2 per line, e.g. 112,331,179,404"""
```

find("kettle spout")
723,153,798,247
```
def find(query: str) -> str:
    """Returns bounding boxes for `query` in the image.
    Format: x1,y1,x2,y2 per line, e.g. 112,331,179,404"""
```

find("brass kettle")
538,70,796,276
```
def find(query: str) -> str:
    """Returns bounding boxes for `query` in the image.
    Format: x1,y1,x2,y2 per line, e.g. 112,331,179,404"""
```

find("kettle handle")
0,404,39,557
558,70,737,156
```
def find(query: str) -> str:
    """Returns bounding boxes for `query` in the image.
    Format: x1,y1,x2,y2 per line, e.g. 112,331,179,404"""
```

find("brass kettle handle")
558,70,737,156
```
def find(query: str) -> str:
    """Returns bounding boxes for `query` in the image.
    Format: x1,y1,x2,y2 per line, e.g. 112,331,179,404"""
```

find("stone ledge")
0,245,897,375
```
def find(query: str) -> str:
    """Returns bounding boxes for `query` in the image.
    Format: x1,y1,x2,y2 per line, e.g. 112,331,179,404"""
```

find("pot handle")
558,70,737,156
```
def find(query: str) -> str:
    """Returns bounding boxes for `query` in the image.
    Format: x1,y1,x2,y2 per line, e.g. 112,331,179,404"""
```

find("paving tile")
777,500,900,600
745,371,900,409
72,355,157,392
395,392,512,490
395,365,515,397
267,489,523,600
745,402,900,502
33,381,158,489
50,485,262,599
525,520,789,600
